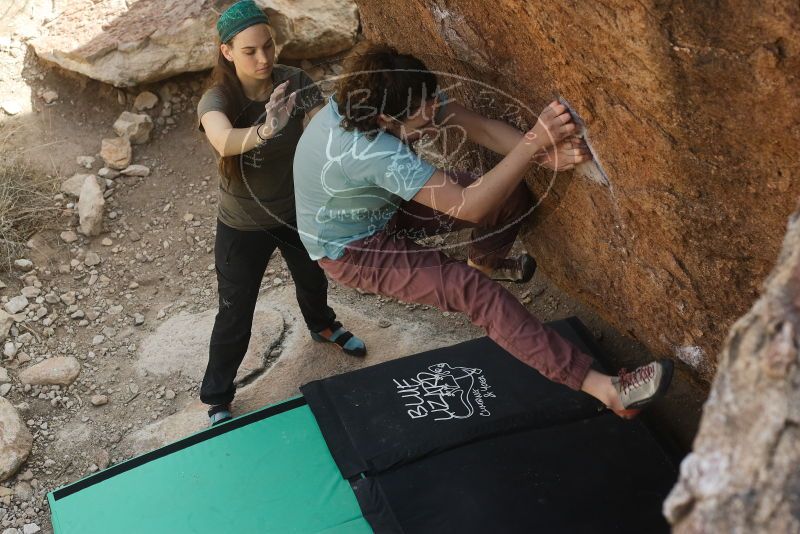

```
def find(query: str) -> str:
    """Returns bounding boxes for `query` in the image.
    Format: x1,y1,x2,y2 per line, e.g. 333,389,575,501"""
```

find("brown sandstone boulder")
353,0,800,381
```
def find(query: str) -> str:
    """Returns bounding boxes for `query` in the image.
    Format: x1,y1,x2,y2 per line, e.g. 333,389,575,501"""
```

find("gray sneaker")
609,359,673,419
490,254,537,283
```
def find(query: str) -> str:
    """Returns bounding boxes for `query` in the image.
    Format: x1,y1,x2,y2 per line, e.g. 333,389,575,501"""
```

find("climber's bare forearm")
437,101,522,155
415,99,576,220
412,136,541,223
477,118,525,155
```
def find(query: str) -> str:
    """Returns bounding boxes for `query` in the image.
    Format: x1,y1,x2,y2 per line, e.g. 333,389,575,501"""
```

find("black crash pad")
300,318,607,477
301,317,679,533
352,412,676,534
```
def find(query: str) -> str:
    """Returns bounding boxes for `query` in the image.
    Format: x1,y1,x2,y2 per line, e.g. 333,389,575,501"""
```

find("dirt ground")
0,42,707,532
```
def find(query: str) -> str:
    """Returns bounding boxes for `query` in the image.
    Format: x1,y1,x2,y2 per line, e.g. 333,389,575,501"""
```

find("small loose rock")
76,155,94,169
4,295,28,314
84,251,101,266
60,231,78,243
13,259,33,272
18,356,81,386
120,164,150,177
90,394,108,407
41,89,58,103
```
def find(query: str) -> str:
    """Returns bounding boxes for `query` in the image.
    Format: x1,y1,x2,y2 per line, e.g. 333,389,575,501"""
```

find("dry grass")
0,133,61,272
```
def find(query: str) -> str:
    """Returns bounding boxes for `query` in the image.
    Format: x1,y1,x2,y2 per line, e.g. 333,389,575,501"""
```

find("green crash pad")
47,397,371,534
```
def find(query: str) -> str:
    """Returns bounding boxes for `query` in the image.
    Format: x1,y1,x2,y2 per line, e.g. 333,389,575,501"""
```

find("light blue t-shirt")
293,93,447,260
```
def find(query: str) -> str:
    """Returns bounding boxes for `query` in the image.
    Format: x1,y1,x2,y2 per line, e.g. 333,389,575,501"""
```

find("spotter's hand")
263,80,297,135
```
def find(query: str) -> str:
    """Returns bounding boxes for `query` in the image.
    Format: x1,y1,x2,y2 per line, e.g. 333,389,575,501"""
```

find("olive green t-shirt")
197,64,324,230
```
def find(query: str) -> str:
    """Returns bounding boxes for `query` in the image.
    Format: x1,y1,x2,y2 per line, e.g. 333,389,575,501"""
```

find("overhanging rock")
353,0,800,381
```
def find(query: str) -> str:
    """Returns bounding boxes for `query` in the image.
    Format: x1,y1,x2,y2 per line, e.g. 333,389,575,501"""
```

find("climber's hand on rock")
524,100,576,153
534,137,592,171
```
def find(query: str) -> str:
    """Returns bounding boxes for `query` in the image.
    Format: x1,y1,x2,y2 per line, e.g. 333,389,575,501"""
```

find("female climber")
291,42,673,418
196,0,366,426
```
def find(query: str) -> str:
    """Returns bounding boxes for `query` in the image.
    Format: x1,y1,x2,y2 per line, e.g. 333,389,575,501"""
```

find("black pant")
200,218,336,405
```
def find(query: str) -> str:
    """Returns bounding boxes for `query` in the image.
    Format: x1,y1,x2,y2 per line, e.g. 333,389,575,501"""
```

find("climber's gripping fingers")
534,137,594,171
571,137,592,168
565,137,593,165
524,100,577,154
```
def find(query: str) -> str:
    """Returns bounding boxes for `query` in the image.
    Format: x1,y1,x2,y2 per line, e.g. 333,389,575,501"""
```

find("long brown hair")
203,30,267,183
334,41,438,140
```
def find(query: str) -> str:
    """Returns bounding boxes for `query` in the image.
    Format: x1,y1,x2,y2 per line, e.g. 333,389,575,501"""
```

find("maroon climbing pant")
318,171,595,391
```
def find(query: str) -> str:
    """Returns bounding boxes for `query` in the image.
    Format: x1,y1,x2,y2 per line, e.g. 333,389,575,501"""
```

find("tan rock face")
123,287,464,453
29,0,359,87
353,0,800,381
134,308,284,384
29,0,218,87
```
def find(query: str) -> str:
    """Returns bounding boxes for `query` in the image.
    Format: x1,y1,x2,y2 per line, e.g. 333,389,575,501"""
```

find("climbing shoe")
311,321,367,357
208,403,232,427
489,254,537,283
608,359,674,419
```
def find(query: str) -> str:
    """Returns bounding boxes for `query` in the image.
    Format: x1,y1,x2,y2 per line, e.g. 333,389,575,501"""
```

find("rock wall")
663,204,800,532
354,0,800,380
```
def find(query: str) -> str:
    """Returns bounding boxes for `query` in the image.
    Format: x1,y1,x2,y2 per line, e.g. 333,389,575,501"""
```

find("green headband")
217,0,270,43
